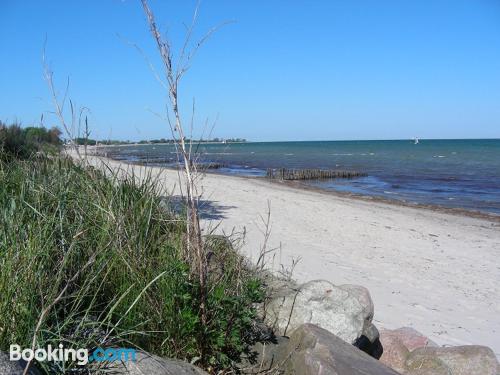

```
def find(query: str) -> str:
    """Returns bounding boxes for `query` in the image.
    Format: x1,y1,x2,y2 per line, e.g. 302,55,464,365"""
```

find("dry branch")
140,0,215,359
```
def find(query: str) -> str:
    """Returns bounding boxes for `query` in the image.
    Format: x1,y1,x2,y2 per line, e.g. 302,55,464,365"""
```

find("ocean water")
101,139,500,215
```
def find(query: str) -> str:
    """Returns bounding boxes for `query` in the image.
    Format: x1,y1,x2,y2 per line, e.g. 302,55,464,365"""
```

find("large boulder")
379,327,437,371
0,351,40,375
378,328,500,375
405,345,499,375
279,324,401,375
380,327,437,352
264,280,375,344
107,351,209,375
378,331,410,373
404,356,450,375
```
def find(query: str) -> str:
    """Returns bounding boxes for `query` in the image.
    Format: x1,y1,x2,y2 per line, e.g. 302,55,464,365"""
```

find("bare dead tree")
42,41,91,161
140,0,227,357
42,51,78,159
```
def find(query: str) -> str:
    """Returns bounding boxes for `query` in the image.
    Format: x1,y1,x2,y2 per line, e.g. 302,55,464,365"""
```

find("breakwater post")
266,168,366,181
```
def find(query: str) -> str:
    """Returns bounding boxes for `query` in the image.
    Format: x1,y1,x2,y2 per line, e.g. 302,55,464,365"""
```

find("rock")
404,356,450,375
380,327,437,352
278,323,401,375
264,280,374,344
242,336,290,374
108,351,209,375
379,327,439,373
353,323,383,359
378,332,410,373
363,322,380,343
339,284,374,322
379,328,500,375
405,345,499,375
0,351,40,375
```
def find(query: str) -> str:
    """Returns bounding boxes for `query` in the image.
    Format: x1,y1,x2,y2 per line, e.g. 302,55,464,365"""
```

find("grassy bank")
0,154,264,373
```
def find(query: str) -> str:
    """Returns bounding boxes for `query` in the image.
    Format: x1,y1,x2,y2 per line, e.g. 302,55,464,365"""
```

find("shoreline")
100,152,500,223
279,179,500,223
72,150,500,358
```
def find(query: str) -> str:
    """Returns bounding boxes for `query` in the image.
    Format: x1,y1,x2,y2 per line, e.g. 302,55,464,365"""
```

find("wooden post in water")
266,168,366,181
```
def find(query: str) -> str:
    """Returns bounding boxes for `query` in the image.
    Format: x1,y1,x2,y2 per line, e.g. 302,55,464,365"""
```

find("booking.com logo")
10,344,136,365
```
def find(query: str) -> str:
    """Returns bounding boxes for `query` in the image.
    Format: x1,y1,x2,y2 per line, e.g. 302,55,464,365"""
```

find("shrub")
0,121,61,160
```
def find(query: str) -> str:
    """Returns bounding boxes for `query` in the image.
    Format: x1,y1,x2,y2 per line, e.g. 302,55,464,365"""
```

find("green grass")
0,155,264,373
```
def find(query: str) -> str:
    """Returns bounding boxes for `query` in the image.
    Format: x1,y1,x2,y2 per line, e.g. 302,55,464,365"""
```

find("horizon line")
87,137,500,144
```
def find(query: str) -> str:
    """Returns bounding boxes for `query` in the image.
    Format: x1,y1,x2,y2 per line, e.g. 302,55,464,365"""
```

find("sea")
100,139,500,215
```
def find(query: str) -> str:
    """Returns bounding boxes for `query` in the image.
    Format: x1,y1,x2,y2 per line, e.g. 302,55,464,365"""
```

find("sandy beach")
77,152,500,357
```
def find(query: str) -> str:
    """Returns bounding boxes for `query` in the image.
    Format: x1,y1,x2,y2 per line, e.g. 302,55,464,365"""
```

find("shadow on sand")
160,196,236,220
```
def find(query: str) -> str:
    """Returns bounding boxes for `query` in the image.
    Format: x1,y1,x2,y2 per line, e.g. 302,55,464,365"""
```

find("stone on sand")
280,323,400,375
264,280,375,344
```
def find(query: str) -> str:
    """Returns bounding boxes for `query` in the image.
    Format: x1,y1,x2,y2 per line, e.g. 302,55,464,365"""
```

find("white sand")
77,153,500,356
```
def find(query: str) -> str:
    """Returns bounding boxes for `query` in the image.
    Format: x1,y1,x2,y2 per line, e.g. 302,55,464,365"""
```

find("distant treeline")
0,122,62,159
76,137,247,146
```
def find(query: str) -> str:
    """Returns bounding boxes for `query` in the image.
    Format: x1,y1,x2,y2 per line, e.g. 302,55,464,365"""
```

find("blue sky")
1,0,500,141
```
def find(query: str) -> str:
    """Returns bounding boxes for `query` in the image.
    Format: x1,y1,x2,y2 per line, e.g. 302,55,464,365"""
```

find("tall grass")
0,155,264,373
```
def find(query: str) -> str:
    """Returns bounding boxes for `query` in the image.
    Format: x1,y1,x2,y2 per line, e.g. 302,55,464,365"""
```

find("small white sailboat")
414,137,419,144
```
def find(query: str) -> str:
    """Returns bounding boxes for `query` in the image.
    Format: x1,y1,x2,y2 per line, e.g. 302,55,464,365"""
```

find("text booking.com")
10,344,136,365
